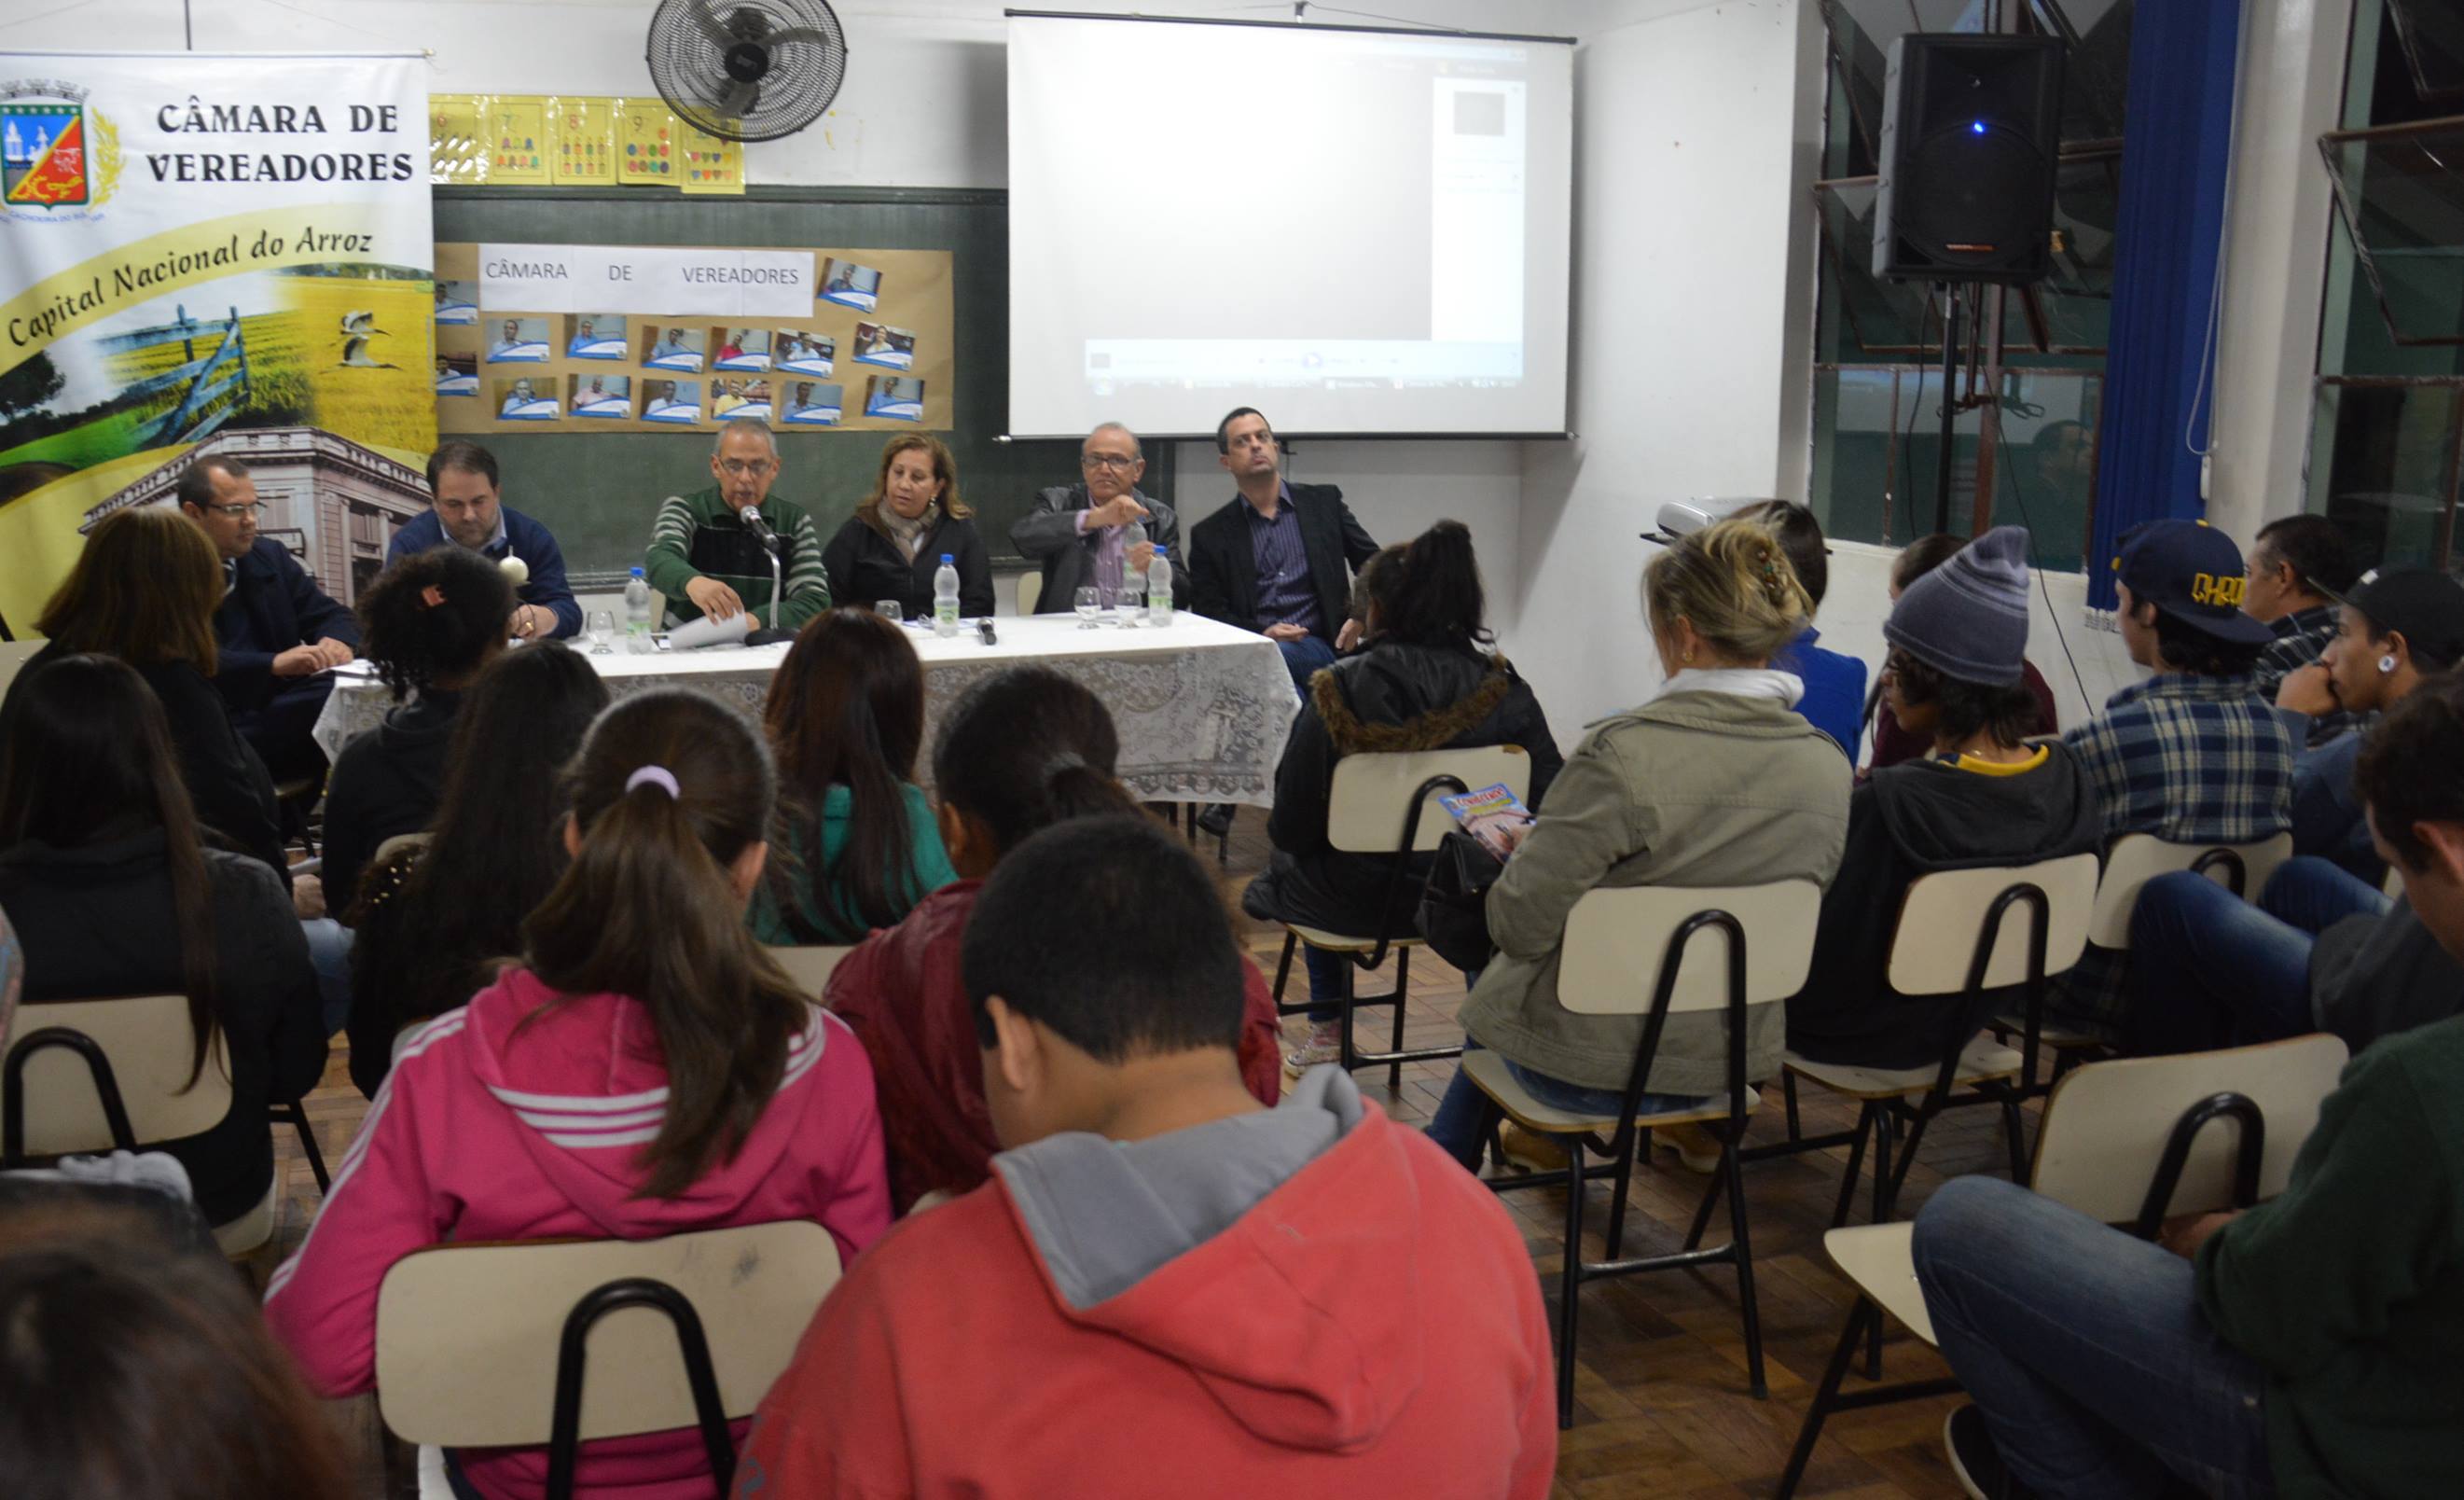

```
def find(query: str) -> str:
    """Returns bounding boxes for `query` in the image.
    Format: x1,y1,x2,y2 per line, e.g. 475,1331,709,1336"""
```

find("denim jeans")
1424,1042,1714,1171
1301,946,1348,1026
1912,1176,2273,1499
1274,632,1338,692
301,916,354,1036
2125,855,2390,1055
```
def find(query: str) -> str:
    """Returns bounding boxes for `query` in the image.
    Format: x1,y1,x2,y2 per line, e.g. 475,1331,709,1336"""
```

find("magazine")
1439,783,1532,862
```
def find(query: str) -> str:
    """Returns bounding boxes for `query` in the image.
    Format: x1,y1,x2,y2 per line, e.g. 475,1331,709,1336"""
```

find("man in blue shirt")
1734,501,1866,760
177,455,359,785
386,441,580,641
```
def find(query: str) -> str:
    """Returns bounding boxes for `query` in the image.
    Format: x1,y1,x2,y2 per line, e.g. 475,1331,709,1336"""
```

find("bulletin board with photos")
431,242,954,436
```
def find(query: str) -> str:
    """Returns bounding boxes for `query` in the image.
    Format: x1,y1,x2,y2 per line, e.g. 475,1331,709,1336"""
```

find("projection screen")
1006,11,1574,438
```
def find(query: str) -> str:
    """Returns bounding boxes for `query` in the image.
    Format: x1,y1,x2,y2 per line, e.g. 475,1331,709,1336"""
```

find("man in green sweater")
644,417,831,632
1912,674,2464,1500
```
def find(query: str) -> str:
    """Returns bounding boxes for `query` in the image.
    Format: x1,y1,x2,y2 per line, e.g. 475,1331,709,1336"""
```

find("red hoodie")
734,1070,1557,1497
826,879,1286,1213
264,968,892,1500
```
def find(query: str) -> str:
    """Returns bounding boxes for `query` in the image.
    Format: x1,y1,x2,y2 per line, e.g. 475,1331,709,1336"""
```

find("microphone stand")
743,517,795,646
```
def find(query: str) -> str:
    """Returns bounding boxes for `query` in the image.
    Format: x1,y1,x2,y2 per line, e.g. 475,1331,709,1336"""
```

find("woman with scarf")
821,435,996,620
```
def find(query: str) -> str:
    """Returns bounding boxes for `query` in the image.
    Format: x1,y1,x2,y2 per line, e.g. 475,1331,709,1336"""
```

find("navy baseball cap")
2111,520,2275,646
2325,567,2464,670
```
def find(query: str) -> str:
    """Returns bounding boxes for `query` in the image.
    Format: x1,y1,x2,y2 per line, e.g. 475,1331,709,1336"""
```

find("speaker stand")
1935,283,1962,536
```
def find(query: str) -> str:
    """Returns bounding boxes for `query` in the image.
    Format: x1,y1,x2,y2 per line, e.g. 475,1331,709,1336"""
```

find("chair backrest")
2031,1033,2348,1224
374,1220,841,1448
2,996,231,1157
768,945,855,998
1016,570,1043,616
1325,745,1530,854
2385,862,2405,901
372,831,433,868
1558,881,1823,1016
1887,853,2099,997
0,638,42,702
2087,831,2296,949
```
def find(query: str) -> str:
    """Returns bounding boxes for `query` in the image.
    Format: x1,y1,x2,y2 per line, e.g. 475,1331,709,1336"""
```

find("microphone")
737,503,793,644
741,505,778,548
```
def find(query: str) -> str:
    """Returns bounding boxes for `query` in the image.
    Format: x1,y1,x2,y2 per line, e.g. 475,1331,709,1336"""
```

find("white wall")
2206,0,2356,546
1508,0,1827,729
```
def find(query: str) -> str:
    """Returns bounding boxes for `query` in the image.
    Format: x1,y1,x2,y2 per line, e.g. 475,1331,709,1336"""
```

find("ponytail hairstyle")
0,656,221,1088
930,667,1140,859
1643,517,1813,665
1377,521,1494,655
520,689,802,1201
762,608,926,938
355,547,514,701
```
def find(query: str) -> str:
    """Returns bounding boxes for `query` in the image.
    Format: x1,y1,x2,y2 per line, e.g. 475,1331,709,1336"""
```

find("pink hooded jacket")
264,966,891,1500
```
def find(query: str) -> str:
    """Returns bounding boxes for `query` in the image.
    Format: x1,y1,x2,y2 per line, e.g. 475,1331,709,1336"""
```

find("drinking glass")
876,600,903,624
586,609,616,655
1073,586,1100,628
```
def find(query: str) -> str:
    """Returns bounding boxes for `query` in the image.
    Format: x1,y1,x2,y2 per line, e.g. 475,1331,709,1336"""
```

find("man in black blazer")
177,456,360,784
1010,422,1189,611
1187,407,1379,688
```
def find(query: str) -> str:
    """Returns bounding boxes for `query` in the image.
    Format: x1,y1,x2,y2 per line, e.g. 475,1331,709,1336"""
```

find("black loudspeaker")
1872,34,2066,284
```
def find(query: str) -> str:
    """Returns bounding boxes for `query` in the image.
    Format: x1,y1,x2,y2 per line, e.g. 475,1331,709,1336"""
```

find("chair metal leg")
1868,1107,1898,1227
1603,1134,1635,1261
1783,1070,1803,1141
1387,947,1410,1091
2000,1091,2029,1183
1775,1298,1877,1500
1682,1160,1723,1252
278,1102,329,1193
1720,1128,1768,1399
1336,958,1358,1071
1556,1134,1585,1429
1829,1105,1876,1229
1270,932,1298,1013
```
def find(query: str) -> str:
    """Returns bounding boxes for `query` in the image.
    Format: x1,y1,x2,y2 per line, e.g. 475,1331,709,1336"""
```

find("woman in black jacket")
0,655,326,1231
0,507,286,883
820,435,995,619
1242,521,1563,1071
319,547,513,917
346,642,608,1098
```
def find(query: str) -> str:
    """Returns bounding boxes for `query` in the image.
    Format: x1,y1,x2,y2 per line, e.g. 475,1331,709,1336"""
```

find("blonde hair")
1643,517,1813,663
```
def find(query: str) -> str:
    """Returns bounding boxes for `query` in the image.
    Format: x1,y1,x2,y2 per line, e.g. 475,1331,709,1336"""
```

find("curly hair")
1644,517,1813,662
354,546,515,701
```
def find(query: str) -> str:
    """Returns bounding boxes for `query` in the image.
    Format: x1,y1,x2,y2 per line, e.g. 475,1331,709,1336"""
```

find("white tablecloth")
311,613,1301,806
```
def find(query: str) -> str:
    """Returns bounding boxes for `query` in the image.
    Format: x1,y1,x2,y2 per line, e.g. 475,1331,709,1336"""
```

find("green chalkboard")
432,187,1167,583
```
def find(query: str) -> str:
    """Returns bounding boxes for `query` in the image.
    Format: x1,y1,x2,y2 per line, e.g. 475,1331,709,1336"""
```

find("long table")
310,612,1301,806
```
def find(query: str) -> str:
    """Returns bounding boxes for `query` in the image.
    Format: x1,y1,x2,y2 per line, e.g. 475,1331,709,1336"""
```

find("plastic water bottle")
1146,545,1174,626
934,554,960,637
624,566,654,652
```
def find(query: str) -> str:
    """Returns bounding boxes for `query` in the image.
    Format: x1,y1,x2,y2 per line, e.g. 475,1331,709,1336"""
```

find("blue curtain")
2084,0,2245,610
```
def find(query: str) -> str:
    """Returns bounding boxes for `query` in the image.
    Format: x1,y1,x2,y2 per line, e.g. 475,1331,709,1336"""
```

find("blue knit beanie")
1883,526,2032,686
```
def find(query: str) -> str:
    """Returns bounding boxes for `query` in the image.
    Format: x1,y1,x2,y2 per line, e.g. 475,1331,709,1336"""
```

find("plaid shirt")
2053,672,2298,1034
2255,604,2358,747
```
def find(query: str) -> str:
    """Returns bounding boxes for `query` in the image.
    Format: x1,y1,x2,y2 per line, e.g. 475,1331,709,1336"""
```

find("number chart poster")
434,242,951,435
0,51,436,631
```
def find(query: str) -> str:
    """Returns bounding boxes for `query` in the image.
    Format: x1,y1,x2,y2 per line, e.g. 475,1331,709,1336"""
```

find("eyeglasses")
205,502,267,519
1080,453,1139,472
717,459,774,478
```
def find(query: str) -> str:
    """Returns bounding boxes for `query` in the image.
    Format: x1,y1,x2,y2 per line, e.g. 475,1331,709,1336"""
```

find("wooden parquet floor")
265,812,2014,1499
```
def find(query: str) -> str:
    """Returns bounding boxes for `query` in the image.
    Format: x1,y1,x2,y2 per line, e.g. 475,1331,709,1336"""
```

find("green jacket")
749,783,957,946
1460,686,1850,1097
644,485,832,631
2197,1013,2464,1498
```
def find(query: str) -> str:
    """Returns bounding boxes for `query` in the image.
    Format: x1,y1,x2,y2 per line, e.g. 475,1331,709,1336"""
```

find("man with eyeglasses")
644,417,832,632
385,439,580,642
175,454,358,785
1009,422,1187,613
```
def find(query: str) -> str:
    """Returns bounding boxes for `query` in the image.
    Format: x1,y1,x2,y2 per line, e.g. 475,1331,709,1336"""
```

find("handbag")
1417,829,1505,973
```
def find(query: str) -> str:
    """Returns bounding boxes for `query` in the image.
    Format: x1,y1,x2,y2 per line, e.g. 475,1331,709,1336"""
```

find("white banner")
478,243,815,318
0,51,435,624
